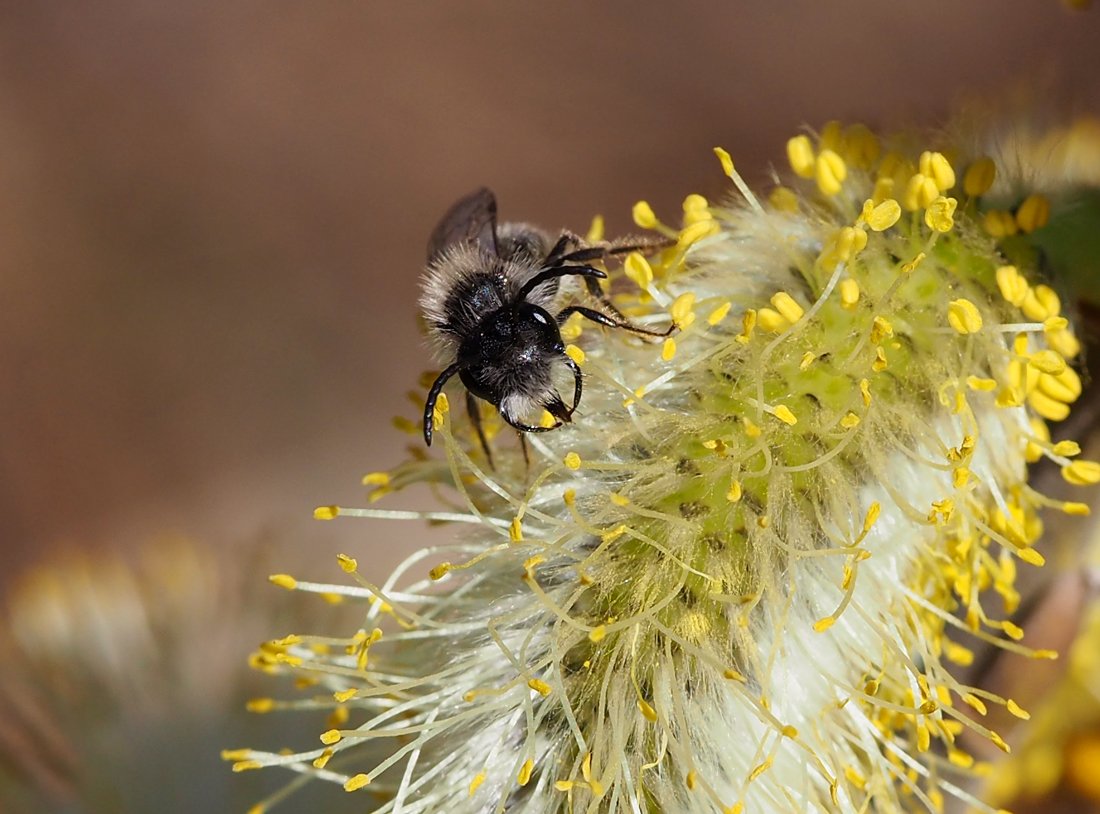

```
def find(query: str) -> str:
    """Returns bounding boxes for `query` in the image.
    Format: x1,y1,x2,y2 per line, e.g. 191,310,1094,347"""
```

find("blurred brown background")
2,1,1100,582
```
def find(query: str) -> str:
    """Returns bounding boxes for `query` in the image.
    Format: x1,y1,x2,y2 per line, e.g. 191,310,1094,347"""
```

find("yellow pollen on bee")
925,196,958,232
1016,193,1051,233
963,156,996,196
539,410,557,428
786,135,816,178
564,344,585,365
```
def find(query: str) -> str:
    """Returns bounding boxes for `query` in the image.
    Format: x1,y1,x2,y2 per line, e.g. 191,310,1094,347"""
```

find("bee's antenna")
423,361,462,446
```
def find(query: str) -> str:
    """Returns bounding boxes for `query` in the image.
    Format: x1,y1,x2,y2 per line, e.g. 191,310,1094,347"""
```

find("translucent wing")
426,187,499,262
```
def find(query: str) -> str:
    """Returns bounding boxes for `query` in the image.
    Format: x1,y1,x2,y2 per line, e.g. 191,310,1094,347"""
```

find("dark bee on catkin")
419,187,673,463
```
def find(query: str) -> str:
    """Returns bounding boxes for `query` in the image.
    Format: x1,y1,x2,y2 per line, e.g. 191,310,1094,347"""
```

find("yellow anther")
1063,460,1100,485
1006,699,1030,720
624,252,654,288
834,226,868,261
815,149,847,196
523,554,545,573
770,292,805,323
683,192,709,213
859,378,872,406
1064,502,1091,516
334,688,358,703
344,774,371,792
800,351,815,370
609,492,630,506
963,157,996,196
589,625,607,642
661,337,677,361
1029,349,1066,375
919,151,956,191
1047,328,1081,359
872,346,888,372
429,562,452,580
320,729,343,745
840,412,860,429
1002,620,1025,640
584,214,604,243
553,780,573,793
995,265,1028,307
723,667,747,682
813,615,836,633
314,505,339,521
678,218,719,247
528,678,552,696
786,135,816,178
509,517,523,542
562,488,576,507
872,175,895,203
313,748,334,769
1053,440,1081,456
870,316,893,343
707,301,732,325
947,299,983,334
564,452,582,470
1017,546,1046,567
748,758,774,781
743,416,762,438
737,309,757,343
863,198,901,231
839,278,860,308
362,471,390,487
269,574,298,590
638,699,658,722
714,146,737,179
232,760,263,772
336,553,358,573
819,120,843,151
670,292,696,328
990,732,1010,754
1021,284,1061,321
966,376,997,391
1039,366,1081,402
925,196,958,232
903,173,939,211
632,201,657,229
222,749,252,762
844,123,880,167
900,252,926,274
246,697,275,713
772,405,797,426
1016,193,1051,233
983,209,1019,237
756,307,788,333
564,344,585,365
769,185,800,213
726,480,743,502
686,769,698,790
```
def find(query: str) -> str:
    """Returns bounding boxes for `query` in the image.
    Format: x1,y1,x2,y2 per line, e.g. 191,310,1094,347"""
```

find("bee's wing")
427,187,499,262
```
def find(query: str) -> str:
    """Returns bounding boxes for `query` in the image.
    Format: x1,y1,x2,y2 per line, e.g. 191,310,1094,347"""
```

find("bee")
420,187,673,464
